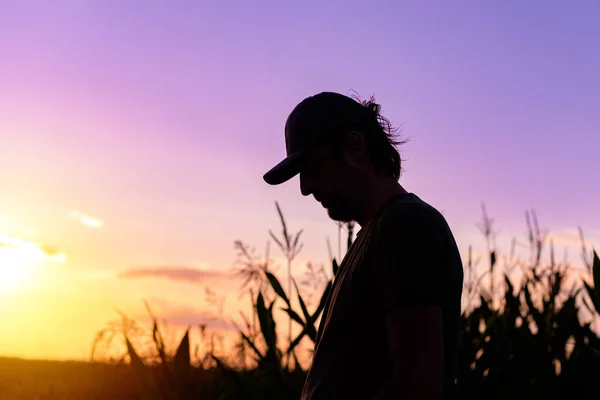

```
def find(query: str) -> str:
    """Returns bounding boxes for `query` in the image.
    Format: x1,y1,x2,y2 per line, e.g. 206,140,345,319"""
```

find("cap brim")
263,149,307,185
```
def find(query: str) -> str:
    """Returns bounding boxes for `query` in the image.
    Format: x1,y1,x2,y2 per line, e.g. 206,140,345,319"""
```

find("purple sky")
0,1,598,359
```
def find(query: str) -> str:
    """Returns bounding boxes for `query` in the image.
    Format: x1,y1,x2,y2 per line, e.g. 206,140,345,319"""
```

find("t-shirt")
300,192,464,400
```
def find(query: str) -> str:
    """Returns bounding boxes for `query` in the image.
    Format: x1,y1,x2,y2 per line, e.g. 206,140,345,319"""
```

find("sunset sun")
0,246,36,291
0,234,66,292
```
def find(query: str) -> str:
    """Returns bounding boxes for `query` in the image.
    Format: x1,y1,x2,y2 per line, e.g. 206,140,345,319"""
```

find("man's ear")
342,131,368,166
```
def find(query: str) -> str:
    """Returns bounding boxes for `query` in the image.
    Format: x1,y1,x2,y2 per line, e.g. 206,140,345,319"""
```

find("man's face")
298,144,360,222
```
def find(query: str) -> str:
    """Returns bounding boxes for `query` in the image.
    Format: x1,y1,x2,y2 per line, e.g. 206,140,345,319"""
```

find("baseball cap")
263,91,372,185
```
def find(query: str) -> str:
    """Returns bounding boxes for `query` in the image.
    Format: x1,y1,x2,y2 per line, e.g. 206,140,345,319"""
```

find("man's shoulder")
376,193,447,230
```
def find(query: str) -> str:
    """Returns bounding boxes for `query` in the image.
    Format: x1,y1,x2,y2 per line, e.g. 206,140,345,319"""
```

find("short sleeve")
369,204,446,312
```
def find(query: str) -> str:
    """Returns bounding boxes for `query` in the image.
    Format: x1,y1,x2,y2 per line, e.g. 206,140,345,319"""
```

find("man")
263,92,464,400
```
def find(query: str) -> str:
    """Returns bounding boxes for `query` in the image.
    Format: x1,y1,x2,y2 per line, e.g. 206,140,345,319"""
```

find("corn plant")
119,304,194,400
268,201,304,368
456,208,600,400
94,204,600,400
582,250,600,317
265,268,332,352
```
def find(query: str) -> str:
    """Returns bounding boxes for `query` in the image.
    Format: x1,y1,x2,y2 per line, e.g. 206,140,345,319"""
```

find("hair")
327,92,409,181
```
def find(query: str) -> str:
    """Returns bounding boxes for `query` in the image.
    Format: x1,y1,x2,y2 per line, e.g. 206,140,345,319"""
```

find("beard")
324,202,355,223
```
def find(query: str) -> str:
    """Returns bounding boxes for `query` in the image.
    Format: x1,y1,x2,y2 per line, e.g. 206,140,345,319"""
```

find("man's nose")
299,173,312,197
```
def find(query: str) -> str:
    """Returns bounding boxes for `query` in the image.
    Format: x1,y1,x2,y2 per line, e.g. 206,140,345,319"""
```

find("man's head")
263,92,406,222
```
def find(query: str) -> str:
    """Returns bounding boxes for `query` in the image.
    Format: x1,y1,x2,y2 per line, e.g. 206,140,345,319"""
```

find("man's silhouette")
263,92,464,400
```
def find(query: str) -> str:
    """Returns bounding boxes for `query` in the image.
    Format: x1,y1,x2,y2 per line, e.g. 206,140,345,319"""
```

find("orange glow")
0,234,66,292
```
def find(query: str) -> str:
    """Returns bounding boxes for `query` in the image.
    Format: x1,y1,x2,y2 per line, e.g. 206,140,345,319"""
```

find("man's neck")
356,179,407,226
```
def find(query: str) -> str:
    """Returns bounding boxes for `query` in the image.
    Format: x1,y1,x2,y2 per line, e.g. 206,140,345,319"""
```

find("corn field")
94,203,600,400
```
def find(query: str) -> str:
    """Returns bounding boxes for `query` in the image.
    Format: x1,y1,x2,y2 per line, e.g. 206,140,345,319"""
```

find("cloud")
156,308,233,331
118,265,233,285
0,233,66,263
564,228,581,237
70,210,104,229
546,232,592,248
139,297,236,331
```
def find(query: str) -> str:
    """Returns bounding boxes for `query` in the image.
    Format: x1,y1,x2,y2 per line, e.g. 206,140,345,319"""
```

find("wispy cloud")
118,265,233,285
546,232,592,248
140,298,235,330
70,210,104,229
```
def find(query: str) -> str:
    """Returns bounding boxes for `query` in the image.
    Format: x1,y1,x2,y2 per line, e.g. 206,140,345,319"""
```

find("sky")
0,0,599,361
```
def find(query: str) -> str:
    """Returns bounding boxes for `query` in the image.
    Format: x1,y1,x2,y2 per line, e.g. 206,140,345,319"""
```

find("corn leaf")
150,320,173,389
292,278,310,322
240,332,263,359
256,292,277,353
583,281,599,315
145,300,171,385
314,281,332,319
152,321,167,364
125,336,145,370
281,307,305,326
125,336,160,400
266,271,290,305
523,284,544,330
210,355,246,392
173,329,191,393
583,295,596,315
287,324,313,353
593,249,600,314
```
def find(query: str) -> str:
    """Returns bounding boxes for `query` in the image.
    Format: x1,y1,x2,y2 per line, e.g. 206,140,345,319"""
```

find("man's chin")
326,208,353,223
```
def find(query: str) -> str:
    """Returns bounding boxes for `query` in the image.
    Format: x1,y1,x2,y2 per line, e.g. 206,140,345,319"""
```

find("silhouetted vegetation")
85,202,599,400
3,203,597,399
